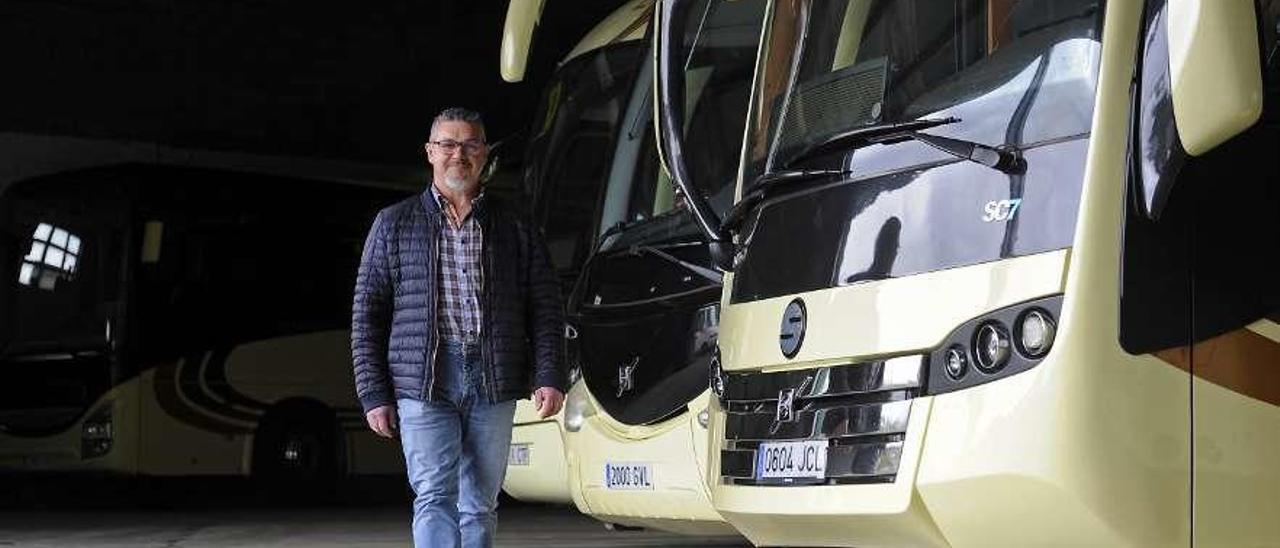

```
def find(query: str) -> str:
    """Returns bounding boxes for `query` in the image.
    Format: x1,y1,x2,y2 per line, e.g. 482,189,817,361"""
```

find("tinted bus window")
131,168,408,359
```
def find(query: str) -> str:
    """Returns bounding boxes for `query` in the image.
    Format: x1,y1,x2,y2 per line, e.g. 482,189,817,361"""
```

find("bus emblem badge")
780,298,807,358
617,356,639,397
776,388,796,423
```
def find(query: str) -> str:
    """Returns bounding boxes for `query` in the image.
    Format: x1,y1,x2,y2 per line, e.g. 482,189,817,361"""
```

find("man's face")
425,120,488,193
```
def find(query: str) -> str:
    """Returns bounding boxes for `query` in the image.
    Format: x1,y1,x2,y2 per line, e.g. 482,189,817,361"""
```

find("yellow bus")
0,162,410,484
656,0,1279,545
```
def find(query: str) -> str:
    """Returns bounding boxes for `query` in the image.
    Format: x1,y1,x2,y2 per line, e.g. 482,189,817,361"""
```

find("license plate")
755,440,827,480
508,443,530,466
604,462,654,490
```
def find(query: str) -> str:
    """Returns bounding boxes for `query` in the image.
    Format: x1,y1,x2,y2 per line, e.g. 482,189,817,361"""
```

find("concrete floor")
0,478,750,547
0,505,750,547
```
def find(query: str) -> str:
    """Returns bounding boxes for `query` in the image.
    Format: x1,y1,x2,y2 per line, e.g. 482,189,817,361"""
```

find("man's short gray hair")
431,107,486,141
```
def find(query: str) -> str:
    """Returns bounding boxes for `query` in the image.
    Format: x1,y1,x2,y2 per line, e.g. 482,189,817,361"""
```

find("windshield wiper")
720,119,965,233
785,117,963,167
590,219,722,283
721,118,1027,235
721,168,846,233
592,217,654,254
904,131,1026,174
785,116,1025,175
595,220,628,249
625,244,723,285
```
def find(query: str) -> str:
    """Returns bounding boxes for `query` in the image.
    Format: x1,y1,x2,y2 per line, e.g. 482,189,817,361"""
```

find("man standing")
352,107,566,548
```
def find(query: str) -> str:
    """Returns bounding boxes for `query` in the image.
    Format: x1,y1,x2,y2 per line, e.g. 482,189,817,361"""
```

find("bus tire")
251,399,345,495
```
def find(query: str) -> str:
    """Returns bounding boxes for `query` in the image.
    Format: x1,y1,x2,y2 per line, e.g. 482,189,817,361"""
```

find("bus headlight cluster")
80,404,114,459
925,296,1062,395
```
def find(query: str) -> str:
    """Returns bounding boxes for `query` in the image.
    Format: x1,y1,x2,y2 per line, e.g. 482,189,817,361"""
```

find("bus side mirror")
501,0,546,83
1167,0,1264,155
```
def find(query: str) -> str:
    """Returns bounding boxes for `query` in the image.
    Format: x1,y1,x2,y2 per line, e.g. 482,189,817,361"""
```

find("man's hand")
532,387,565,419
365,404,398,438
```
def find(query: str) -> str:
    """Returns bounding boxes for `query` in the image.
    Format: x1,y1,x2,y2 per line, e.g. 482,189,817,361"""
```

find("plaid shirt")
432,187,484,343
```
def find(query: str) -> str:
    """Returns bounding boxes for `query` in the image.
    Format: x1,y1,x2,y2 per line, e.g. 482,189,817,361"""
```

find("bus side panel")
136,332,406,477
1187,321,1280,547
137,365,254,476
221,330,404,476
1178,11,1279,538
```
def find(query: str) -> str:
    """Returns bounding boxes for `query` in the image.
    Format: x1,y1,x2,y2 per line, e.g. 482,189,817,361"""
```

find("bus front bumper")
568,392,736,537
708,397,947,547
501,400,572,504
0,398,133,474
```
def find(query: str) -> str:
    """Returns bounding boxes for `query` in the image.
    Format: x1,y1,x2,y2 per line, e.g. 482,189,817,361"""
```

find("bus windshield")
524,42,647,281
744,0,1102,184
0,176,124,434
728,0,1104,303
597,0,764,256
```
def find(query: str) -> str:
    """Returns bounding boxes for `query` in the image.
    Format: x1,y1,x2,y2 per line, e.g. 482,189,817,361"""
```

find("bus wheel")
252,400,344,497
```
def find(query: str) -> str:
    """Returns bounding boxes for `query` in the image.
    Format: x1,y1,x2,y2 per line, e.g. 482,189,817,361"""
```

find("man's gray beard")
443,175,471,191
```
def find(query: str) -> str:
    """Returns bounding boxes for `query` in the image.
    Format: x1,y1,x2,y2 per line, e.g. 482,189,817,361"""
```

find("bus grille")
719,355,923,486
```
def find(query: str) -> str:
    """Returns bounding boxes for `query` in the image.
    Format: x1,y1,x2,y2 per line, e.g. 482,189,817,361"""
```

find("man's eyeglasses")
429,139,487,155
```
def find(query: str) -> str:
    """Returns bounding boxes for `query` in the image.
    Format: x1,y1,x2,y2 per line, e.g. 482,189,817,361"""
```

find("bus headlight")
563,386,594,433
1017,309,1056,358
81,404,114,459
974,323,1012,372
944,346,968,379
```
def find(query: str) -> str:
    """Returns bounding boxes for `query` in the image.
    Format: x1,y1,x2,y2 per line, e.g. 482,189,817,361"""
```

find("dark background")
0,0,626,168
0,0,630,509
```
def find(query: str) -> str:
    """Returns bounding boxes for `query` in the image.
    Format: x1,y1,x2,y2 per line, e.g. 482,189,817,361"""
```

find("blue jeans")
397,341,517,548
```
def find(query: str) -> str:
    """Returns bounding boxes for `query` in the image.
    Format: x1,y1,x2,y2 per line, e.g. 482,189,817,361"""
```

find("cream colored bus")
0,163,410,484
656,0,1280,545
499,0,761,536
496,0,658,505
